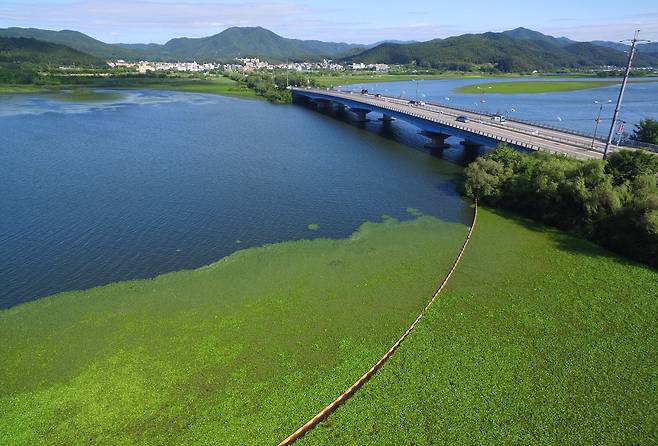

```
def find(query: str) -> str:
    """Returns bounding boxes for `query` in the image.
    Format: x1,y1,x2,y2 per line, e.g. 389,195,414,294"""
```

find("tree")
631,118,658,144
461,145,658,268
463,157,504,200
605,149,658,185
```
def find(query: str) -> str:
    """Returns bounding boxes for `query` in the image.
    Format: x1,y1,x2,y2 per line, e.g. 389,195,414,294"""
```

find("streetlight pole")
591,99,611,148
603,30,649,159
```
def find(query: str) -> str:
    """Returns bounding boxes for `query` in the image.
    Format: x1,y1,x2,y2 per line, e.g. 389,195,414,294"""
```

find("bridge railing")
324,89,605,152
366,98,600,157
329,87,601,140
295,88,603,158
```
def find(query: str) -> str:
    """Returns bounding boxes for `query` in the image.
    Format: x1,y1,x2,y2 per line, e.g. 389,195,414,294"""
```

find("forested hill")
347,29,658,71
0,26,364,62
159,26,363,61
0,37,105,67
0,28,139,60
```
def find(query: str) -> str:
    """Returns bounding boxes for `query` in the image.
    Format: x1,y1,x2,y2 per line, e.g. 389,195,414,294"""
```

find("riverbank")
0,76,259,99
298,207,658,445
0,215,469,445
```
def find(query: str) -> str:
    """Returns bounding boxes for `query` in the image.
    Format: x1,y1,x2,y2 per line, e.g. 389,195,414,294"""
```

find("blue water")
0,90,470,308
342,77,658,136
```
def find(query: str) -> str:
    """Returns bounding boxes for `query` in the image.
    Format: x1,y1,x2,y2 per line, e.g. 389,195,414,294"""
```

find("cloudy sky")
2,0,657,44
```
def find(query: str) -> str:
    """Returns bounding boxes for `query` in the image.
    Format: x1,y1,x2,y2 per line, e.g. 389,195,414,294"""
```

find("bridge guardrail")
324,89,605,151
294,88,600,159
332,87,600,139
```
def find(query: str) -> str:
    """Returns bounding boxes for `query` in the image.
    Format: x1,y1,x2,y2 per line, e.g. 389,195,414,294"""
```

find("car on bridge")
456,115,469,123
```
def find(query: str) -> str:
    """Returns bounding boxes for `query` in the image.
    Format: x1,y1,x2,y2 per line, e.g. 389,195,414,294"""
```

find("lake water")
342,77,658,136
0,90,471,308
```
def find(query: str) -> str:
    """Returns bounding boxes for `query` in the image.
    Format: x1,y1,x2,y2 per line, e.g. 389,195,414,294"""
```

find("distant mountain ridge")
591,40,658,55
0,26,656,70
347,27,658,71
0,27,140,60
158,27,363,61
0,36,104,66
0,26,364,62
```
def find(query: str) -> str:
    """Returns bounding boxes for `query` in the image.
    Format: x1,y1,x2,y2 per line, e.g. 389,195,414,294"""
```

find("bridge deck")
293,87,628,160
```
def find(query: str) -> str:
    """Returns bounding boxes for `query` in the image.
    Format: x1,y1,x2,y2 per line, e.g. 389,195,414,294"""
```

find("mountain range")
0,26,362,62
0,36,104,67
0,26,656,71
347,27,658,71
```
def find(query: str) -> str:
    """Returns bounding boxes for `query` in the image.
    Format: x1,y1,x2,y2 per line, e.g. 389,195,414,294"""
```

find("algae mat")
0,216,469,445
299,208,658,445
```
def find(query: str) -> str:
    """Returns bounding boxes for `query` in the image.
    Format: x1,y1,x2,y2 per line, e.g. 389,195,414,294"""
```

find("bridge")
292,87,629,160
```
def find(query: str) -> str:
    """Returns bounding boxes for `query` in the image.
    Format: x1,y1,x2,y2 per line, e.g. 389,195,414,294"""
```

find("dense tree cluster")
464,145,658,267
632,119,658,145
226,70,318,103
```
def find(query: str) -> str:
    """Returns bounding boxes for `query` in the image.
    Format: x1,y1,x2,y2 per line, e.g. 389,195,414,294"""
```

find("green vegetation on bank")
456,80,618,94
457,79,658,94
0,215,469,445
0,73,258,99
300,207,658,445
311,72,518,87
464,145,658,267
226,70,318,102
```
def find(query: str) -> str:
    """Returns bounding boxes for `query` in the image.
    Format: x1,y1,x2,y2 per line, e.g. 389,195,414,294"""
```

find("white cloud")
1,0,312,34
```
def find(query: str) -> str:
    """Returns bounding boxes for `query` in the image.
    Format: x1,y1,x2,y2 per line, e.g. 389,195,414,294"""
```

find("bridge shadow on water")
296,97,490,167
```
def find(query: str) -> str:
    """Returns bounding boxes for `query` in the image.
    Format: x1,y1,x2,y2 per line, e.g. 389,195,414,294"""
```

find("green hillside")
347,30,658,71
0,27,139,60
0,26,364,62
0,37,104,67
160,26,363,61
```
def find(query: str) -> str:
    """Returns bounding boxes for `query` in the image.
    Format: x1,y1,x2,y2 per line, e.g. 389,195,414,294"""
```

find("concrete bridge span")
292,87,624,160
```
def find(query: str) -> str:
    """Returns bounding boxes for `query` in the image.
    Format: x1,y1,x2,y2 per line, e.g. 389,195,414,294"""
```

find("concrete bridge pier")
420,131,451,149
350,108,372,122
379,114,395,122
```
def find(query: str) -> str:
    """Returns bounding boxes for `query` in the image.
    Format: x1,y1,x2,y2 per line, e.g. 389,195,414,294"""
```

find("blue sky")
1,0,657,44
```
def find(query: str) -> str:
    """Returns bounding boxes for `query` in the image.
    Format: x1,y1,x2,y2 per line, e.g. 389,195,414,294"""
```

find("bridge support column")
420,131,451,149
380,114,395,122
350,108,372,122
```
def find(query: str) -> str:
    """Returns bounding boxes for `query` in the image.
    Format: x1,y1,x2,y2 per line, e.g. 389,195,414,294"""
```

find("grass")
299,207,658,445
0,215,469,445
312,73,520,88
456,80,620,94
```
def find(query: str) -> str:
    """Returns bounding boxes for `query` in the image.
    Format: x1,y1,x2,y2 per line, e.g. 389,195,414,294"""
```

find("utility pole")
591,99,611,148
603,30,649,159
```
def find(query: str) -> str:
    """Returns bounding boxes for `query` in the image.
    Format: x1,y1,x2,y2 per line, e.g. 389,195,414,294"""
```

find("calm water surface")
0,90,470,308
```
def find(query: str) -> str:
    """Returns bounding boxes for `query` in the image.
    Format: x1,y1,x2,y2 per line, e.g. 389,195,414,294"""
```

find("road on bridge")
294,88,629,160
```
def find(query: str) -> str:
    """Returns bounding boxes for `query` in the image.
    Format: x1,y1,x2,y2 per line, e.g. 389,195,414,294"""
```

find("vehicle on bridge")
493,114,507,124
456,115,469,123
